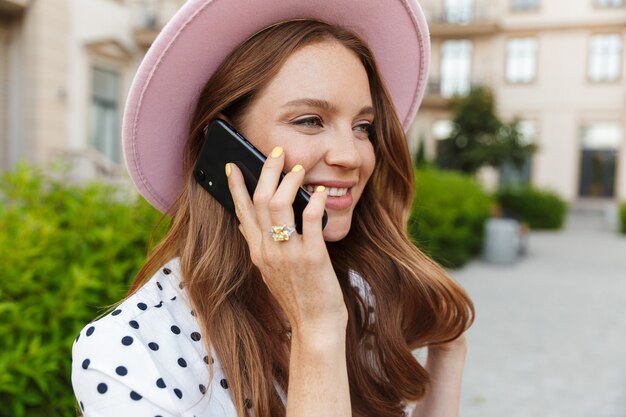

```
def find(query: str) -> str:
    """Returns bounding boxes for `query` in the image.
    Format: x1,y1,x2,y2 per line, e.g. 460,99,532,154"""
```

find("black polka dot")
170,325,181,335
148,342,159,351
154,301,163,308
130,391,142,401
178,282,184,289
111,309,122,316
137,302,147,310
174,388,183,399
156,378,166,388
156,282,163,290
220,379,229,389
116,366,128,376
80,401,84,411
97,383,108,394
177,358,187,368
191,332,201,341
199,384,206,394
171,296,177,301
81,359,90,369
75,332,80,342
190,310,196,316
203,355,214,364
245,398,253,409
163,268,171,275
129,320,139,329
121,336,134,346
86,326,95,337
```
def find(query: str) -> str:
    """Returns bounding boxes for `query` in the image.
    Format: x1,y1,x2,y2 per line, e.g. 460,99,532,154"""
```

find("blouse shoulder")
71,257,237,416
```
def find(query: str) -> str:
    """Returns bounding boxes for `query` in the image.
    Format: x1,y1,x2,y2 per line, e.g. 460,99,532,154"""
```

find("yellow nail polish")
225,163,231,177
291,164,303,173
315,185,325,193
270,146,283,158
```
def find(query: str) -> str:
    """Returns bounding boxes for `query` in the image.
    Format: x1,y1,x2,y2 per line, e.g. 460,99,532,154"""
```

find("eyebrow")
281,98,375,117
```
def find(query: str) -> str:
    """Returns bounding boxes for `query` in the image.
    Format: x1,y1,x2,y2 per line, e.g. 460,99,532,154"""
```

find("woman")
72,1,474,416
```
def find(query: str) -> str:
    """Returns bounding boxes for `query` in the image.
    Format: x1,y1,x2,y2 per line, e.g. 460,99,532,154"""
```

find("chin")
321,215,352,242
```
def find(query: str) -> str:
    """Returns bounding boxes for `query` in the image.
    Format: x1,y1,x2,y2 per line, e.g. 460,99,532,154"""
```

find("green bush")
0,163,167,417
408,168,493,269
496,187,567,230
620,202,626,235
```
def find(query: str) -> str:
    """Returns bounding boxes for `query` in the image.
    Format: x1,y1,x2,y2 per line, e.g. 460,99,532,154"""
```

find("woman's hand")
226,146,347,339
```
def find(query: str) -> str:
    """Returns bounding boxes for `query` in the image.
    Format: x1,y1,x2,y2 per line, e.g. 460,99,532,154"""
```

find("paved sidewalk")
453,212,626,417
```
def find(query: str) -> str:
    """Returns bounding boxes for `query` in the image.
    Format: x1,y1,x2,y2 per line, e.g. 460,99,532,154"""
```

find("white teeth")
303,185,349,196
328,187,348,197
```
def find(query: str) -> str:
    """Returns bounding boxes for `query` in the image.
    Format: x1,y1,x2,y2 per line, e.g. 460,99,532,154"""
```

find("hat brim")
122,0,431,214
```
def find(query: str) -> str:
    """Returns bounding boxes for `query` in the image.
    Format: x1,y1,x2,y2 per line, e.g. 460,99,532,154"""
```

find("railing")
130,0,186,30
426,78,490,97
130,0,186,48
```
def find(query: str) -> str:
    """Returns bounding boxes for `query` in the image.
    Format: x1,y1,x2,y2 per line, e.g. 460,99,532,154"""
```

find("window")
579,122,622,197
588,34,623,82
581,123,623,150
432,120,454,140
511,0,539,10
594,0,624,7
440,40,473,97
444,0,474,23
506,38,538,83
90,67,121,163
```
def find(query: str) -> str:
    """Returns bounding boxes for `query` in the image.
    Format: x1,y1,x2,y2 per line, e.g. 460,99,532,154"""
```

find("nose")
324,125,362,168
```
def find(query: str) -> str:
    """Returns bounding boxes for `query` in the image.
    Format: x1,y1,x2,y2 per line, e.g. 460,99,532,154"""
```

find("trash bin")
483,218,520,264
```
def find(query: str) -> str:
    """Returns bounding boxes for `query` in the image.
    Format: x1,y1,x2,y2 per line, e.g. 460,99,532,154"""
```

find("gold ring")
269,224,296,242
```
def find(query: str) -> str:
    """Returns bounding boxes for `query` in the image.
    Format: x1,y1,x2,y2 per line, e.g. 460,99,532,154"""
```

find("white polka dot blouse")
71,257,243,416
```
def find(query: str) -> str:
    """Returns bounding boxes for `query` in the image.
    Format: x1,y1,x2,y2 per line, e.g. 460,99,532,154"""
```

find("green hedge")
0,163,166,417
496,187,567,230
409,168,493,269
619,201,626,235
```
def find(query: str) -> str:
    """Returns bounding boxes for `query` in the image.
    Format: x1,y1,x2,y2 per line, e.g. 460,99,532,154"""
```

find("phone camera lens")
195,169,206,182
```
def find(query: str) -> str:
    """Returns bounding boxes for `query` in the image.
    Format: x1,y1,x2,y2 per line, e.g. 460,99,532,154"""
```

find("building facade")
410,0,626,201
1,0,625,202
0,0,182,181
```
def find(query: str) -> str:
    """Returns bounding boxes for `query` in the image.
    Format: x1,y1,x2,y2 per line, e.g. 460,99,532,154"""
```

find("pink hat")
122,0,431,214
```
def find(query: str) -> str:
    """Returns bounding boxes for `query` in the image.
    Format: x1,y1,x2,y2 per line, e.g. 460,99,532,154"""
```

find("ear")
216,112,232,124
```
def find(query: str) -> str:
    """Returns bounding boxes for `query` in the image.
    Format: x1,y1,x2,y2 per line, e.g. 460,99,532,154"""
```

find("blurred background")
0,0,625,416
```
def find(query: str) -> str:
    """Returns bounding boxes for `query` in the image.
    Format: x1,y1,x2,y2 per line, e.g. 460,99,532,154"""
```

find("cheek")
360,143,376,181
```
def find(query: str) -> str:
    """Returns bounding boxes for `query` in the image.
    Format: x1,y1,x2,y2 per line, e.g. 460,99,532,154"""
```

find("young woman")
72,2,474,417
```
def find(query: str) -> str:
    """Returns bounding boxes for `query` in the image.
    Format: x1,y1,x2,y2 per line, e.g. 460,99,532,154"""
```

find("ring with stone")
269,224,296,242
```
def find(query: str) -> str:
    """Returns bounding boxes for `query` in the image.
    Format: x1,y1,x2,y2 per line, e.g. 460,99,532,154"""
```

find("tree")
436,87,536,175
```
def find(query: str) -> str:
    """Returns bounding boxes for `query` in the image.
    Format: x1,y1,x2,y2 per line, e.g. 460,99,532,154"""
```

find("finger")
253,146,285,232
302,185,328,244
267,164,305,231
226,163,260,238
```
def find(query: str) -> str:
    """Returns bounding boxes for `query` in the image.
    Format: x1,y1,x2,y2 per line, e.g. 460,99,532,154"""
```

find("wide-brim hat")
122,0,431,214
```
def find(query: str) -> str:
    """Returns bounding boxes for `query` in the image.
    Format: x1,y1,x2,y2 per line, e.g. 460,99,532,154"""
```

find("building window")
511,0,539,10
440,40,473,97
579,123,623,197
444,0,474,23
506,38,538,83
90,67,121,163
588,34,623,82
594,0,624,7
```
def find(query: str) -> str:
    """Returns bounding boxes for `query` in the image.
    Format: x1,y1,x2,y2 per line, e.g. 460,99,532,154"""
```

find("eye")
293,116,324,128
353,121,374,137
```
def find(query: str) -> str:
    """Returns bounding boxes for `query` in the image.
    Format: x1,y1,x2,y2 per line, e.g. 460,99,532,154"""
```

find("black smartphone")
193,119,328,234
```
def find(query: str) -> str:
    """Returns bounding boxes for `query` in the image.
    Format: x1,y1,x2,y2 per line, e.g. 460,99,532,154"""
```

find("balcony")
421,77,490,109
131,0,187,49
0,0,30,18
426,6,499,36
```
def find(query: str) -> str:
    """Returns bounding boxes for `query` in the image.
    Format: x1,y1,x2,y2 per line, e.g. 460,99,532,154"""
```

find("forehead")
258,40,373,108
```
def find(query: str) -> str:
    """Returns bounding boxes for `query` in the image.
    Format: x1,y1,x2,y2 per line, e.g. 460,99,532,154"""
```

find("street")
454,210,626,417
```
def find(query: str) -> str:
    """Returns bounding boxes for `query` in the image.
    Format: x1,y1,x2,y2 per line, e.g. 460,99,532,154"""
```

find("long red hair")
130,19,474,417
